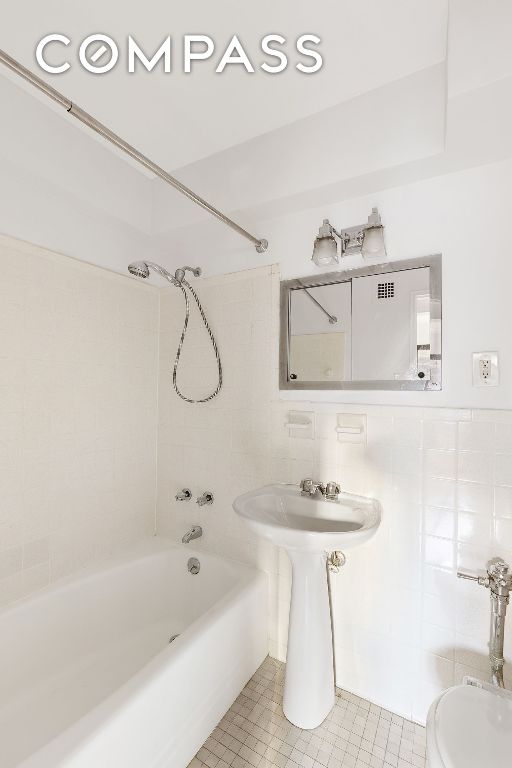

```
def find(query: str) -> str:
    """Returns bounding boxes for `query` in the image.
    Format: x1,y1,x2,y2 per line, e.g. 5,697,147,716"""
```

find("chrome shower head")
127,260,178,284
127,261,201,286
128,261,150,279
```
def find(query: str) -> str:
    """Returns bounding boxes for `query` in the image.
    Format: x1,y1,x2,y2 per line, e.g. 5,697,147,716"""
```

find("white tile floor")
190,658,426,768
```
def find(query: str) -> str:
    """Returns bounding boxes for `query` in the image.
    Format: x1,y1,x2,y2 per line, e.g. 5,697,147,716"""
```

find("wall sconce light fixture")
312,207,386,266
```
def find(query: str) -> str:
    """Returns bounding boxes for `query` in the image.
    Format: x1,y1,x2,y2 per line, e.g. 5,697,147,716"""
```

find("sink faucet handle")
325,481,341,500
300,478,314,494
300,478,322,496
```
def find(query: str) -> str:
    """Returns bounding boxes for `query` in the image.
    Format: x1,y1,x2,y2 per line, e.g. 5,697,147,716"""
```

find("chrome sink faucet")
300,478,324,497
182,525,202,544
458,557,512,688
300,479,341,501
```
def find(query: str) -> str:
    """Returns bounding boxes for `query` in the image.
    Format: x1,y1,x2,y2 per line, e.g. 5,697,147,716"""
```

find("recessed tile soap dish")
335,413,366,444
284,411,315,439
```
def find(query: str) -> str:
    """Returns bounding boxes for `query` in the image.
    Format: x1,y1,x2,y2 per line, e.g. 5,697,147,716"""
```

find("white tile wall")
157,264,512,724
0,235,159,607
4,239,510,726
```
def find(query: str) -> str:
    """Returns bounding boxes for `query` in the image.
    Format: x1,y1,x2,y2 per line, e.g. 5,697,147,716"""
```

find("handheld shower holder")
174,266,201,285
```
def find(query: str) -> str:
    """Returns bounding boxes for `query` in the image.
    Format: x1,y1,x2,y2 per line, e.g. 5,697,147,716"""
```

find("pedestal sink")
233,483,381,729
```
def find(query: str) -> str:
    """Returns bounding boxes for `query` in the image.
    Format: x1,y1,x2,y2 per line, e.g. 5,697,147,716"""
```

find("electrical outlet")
480,359,491,380
473,352,499,387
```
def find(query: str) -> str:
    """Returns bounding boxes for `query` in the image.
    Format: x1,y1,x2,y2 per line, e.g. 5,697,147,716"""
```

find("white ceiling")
1,0,448,170
3,0,512,283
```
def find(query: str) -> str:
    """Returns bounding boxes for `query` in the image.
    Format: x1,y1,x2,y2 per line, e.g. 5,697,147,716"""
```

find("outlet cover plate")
472,351,499,387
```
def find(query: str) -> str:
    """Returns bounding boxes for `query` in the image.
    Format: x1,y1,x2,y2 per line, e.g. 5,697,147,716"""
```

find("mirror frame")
280,254,442,391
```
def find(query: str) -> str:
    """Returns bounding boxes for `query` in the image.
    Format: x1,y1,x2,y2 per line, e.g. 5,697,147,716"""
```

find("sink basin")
233,483,380,552
233,483,381,730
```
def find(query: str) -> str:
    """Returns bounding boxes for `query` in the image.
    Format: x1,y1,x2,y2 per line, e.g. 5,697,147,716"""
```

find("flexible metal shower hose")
173,280,222,403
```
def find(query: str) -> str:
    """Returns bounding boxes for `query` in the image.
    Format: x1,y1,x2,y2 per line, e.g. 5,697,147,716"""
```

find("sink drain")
169,634,180,644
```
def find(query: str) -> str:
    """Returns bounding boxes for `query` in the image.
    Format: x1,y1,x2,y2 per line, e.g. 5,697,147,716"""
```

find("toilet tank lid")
430,684,512,768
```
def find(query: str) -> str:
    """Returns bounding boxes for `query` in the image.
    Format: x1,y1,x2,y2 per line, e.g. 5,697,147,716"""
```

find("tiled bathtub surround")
0,236,159,606
157,265,512,724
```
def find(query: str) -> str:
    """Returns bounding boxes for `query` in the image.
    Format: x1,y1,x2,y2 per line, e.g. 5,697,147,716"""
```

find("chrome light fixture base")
311,207,386,266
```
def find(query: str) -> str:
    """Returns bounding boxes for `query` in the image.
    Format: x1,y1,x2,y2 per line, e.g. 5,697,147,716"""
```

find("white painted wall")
0,235,159,607
269,159,512,409
157,158,512,409
0,75,156,275
156,264,512,724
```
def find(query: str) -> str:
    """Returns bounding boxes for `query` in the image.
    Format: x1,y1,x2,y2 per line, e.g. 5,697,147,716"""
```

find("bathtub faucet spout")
182,526,202,544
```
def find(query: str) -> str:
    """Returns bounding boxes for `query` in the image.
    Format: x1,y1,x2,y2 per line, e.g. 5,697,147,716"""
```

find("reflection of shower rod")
303,289,338,324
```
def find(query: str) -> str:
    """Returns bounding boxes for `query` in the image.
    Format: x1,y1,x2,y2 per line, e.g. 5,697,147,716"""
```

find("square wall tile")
422,421,457,451
458,422,495,452
457,452,493,485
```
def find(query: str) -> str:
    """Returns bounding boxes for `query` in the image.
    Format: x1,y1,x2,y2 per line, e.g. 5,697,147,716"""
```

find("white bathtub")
0,538,268,768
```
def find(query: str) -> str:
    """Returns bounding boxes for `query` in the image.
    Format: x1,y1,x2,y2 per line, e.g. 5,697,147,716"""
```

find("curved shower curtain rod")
0,48,268,254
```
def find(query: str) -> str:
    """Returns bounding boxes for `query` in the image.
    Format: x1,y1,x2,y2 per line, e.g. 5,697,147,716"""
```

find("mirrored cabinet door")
289,281,351,383
280,256,442,391
351,267,430,381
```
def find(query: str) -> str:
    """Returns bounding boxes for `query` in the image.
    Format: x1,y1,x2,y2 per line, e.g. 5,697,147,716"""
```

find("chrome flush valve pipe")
458,557,512,688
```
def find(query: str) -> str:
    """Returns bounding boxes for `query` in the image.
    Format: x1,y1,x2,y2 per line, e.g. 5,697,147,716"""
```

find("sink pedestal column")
283,550,335,729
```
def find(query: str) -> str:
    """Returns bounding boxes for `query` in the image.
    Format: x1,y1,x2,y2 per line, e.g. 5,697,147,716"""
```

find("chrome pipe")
490,590,507,688
0,48,71,108
0,48,268,254
457,557,512,689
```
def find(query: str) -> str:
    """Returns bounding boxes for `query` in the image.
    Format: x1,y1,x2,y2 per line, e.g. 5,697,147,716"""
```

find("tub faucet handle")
197,491,214,506
175,488,192,501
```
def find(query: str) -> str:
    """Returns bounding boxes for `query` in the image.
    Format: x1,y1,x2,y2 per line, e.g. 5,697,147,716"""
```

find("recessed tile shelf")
285,411,315,439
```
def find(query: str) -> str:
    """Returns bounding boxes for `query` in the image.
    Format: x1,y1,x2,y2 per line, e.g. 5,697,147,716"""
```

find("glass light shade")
312,236,338,266
361,225,386,259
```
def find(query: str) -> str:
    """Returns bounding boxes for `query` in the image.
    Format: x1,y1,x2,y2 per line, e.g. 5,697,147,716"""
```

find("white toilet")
426,681,512,767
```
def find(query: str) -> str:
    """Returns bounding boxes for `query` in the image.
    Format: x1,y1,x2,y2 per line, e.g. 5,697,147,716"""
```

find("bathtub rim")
0,535,260,619
1,536,268,768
